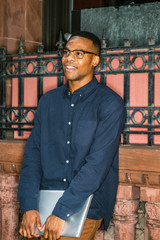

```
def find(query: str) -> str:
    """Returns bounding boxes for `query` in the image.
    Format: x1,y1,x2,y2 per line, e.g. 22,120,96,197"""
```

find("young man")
18,31,125,240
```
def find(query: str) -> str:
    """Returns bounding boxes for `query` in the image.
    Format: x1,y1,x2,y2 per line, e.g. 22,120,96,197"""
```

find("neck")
68,77,93,94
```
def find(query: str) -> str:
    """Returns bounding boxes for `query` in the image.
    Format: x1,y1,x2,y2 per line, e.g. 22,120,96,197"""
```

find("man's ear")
92,55,100,67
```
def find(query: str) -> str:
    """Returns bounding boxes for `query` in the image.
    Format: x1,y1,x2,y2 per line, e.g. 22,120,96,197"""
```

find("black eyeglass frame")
62,48,98,58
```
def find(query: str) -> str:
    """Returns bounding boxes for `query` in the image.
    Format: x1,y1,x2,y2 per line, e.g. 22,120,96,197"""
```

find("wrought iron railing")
0,37,160,145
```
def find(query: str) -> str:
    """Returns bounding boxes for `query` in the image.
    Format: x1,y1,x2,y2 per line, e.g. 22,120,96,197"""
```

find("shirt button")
63,178,67,182
68,122,71,125
67,141,70,144
68,91,70,95
79,94,82,97
71,104,74,107
66,160,69,163
67,214,70,217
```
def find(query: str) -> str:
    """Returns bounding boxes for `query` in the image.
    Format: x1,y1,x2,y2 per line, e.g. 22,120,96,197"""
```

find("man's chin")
64,74,80,81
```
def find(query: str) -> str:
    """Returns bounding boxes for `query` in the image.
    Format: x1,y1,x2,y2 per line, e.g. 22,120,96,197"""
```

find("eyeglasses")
62,48,98,59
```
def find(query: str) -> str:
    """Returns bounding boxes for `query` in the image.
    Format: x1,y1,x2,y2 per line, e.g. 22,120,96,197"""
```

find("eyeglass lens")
63,50,84,59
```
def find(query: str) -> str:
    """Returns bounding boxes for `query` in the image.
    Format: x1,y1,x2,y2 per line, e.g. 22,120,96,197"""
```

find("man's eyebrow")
64,48,85,51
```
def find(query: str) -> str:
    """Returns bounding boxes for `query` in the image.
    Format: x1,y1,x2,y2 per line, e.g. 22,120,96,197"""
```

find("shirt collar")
63,77,99,97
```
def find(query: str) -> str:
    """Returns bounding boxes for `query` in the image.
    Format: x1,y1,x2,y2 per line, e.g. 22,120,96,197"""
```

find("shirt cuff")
52,202,73,221
19,198,38,214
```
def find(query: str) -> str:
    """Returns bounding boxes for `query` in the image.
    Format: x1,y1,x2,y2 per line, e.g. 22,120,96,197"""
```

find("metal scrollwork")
43,60,58,74
6,109,19,123
154,55,160,69
2,108,36,126
130,110,146,125
6,62,18,75
24,61,37,74
131,55,147,70
155,111,160,124
23,109,35,123
0,35,160,145
108,56,123,71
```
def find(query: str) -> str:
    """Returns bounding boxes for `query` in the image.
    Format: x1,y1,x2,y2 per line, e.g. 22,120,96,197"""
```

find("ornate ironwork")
0,37,160,145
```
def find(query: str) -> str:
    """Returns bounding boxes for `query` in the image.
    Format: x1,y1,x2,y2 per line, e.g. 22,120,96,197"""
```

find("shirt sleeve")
17,101,42,214
52,96,125,221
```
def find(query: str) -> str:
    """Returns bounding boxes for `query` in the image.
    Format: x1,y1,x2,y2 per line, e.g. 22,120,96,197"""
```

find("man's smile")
64,64,78,72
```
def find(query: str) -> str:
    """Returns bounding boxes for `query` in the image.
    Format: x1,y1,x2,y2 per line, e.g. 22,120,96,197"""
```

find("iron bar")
0,48,6,139
0,38,160,145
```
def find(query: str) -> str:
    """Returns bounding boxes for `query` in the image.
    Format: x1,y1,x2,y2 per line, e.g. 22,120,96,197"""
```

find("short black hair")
69,31,101,55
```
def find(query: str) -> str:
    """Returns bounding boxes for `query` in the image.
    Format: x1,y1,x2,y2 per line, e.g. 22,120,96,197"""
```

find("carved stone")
113,186,140,240
0,142,160,240
141,187,160,203
93,230,104,240
141,187,160,240
145,202,160,240
0,174,19,240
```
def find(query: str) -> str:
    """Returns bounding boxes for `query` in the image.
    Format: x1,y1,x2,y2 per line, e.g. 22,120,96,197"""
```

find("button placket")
64,96,76,183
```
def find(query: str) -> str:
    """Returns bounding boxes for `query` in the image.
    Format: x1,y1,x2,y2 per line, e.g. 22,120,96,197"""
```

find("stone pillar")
0,174,19,240
94,230,104,240
141,187,160,240
113,185,140,240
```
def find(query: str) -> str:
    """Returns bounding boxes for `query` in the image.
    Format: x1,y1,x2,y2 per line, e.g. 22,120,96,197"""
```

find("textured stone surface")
113,186,140,240
26,0,42,43
140,187,160,203
0,0,25,38
0,0,42,53
93,230,104,240
104,222,114,240
145,202,160,240
116,185,140,200
1,142,160,239
81,2,160,47
0,175,19,240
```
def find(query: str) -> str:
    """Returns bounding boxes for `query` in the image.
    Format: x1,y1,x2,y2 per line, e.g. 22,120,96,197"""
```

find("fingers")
39,223,45,232
19,210,41,238
36,214,42,229
19,226,26,238
43,223,60,240
30,222,41,238
43,229,48,239
19,226,40,238
19,224,32,239
43,215,65,240
44,229,59,240
30,215,42,237
19,219,27,237
27,227,33,239
48,231,56,240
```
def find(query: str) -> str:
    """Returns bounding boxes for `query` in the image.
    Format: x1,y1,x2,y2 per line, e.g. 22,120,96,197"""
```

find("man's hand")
43,215,65,240
19,210,42,238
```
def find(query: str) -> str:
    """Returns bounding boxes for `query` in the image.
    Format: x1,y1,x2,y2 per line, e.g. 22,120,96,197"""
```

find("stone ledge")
119,171,160,188
119,144,160,188
0,141,160,189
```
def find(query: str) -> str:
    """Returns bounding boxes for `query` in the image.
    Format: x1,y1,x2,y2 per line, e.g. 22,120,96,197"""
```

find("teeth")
66,66,76,69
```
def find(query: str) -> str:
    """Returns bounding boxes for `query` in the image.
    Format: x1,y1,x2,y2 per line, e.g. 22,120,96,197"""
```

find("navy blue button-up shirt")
18,77,125,229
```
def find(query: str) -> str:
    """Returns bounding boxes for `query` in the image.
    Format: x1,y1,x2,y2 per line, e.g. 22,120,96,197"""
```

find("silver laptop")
35,190,93,238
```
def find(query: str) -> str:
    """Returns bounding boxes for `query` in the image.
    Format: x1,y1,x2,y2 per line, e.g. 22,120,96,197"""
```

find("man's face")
62,36,100,82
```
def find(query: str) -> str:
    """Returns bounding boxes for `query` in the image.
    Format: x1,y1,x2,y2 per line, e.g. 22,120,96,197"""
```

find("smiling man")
18,31,125,240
